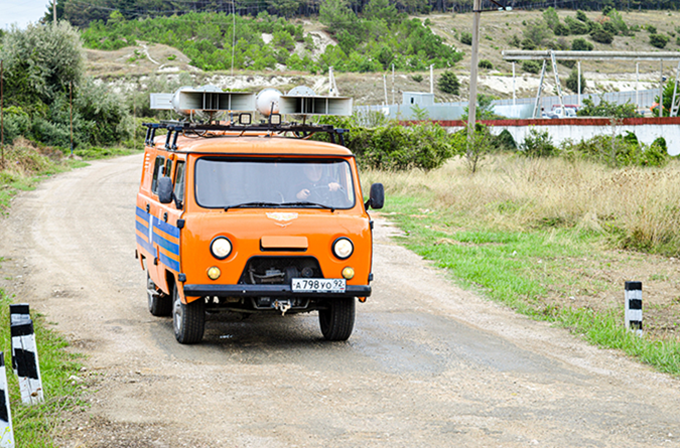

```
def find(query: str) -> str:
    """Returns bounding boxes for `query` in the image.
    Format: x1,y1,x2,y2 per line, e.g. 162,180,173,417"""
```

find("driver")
296,164,341,201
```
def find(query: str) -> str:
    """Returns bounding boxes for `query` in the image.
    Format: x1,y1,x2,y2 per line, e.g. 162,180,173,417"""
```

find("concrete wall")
432,117,680,156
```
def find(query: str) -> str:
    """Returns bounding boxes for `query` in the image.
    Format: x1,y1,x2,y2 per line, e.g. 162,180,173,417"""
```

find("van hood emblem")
266,212,298,226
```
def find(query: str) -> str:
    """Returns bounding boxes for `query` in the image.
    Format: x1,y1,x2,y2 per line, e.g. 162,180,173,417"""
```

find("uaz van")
135,89,384,344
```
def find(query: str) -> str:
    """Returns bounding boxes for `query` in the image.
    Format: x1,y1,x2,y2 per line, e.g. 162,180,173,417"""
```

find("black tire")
147,273,171,317
318,298,355,341
172,284,205,344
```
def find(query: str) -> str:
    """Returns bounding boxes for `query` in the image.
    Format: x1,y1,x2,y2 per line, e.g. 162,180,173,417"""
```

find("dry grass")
364,155,680,254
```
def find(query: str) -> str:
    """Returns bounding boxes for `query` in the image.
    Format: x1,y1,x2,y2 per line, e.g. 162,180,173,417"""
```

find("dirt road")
1,154,679,447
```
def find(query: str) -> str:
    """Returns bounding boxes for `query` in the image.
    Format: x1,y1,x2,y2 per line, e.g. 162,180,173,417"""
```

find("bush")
554,23,570,36
521,38,537,50
460,31,472,45
577,98,639,118
590,28,614,44
478,59,493,70
566,69,586,93
521,129,557,158
522,60,542,74
650,34,670,49
495,129,516,151
411,74,423,83
572,38,594,51
565,16,589,35
647,25,658,34
348,122,454,171
438,71,460,95
576,10,588,22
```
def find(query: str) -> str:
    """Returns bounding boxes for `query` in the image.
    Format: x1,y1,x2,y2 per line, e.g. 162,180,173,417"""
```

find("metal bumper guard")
183,283,371,298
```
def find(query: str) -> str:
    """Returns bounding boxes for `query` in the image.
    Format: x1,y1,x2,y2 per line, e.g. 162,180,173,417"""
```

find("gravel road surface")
1,154,679,447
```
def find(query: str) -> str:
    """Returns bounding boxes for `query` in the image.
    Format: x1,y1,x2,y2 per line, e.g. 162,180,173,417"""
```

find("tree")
319,0,360,37
363,0,400,26
437,71,460,95
543,7,560,31
1,21,84,107
566,69,586,93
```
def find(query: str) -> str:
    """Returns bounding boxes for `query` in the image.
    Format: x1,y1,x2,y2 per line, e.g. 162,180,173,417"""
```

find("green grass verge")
0,290,84,447
384,194,680,376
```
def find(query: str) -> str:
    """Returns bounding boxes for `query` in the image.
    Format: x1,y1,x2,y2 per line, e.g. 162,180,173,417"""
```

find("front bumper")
183,283,371,299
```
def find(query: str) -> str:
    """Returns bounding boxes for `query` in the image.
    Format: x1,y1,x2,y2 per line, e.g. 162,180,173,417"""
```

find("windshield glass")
195,158,356,209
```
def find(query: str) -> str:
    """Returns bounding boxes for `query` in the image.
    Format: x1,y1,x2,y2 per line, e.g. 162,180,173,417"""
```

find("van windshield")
195,158,356,210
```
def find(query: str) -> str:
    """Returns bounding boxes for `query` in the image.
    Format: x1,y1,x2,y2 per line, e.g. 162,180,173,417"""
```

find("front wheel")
172,284,205,344
318,298,355,341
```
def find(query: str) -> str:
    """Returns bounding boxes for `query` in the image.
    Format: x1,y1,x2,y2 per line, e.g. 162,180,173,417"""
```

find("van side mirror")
158,176,174,204
365,183,384,210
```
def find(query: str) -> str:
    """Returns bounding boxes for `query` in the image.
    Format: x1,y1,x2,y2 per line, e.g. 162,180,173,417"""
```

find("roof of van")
151,134,354,156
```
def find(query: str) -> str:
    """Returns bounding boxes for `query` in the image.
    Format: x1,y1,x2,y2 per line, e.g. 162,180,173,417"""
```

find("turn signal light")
342,267,355,280
207,266,221,280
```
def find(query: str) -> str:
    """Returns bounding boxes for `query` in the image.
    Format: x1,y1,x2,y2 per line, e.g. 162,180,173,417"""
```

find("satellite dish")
256,88,282,116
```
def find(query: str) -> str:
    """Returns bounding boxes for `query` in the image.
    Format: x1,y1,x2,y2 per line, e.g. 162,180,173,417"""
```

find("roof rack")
143,121,349,151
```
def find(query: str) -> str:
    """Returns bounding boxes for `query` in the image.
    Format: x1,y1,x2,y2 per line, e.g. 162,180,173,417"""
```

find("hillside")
84,9,679,106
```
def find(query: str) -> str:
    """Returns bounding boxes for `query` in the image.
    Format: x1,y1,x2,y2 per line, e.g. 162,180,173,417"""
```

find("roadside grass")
0,138,140,213
0,138,138,445
0,290,85,448
363,155,680,376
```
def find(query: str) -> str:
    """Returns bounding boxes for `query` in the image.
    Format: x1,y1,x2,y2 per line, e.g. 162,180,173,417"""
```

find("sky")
1,0,51,29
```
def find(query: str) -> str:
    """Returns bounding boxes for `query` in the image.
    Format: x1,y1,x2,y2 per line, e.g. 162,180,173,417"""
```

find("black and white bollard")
9,304,44,405
0,353,15,448
624,281,643,336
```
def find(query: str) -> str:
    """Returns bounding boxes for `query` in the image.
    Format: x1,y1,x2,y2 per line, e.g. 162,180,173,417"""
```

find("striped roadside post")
624,281,643,336
0,353,15,448
9,304,44,405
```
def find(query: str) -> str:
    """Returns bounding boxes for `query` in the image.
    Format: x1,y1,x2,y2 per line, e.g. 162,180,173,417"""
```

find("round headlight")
211,237,232,259
333,238,354,259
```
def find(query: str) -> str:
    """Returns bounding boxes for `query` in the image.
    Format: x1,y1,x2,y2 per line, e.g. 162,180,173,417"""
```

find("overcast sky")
1,0,51,29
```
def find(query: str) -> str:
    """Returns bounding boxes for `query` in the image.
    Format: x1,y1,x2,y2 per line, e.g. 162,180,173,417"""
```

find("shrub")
591,28,614,44
522,60,541,74
577,98,639,118
478,59,493,70
565,16,589,35
495,129,516,151
349,122,454,171
566,69,586,93
576,10,588,22
438,71,460,95
411,74,423,83
554,23,570,36
521,129,557,158
460,31,472,45
521,38,537,50
572,37,594,51
509,35,521,47
650,34,670,49
647,25,658,34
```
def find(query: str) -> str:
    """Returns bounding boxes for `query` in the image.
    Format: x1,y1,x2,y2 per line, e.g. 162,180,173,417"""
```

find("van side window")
151,156,165,195
174,161,186,207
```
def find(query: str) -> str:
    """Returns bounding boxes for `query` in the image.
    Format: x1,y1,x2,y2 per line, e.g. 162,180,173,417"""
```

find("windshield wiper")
225,202,283,210
280,201,335,211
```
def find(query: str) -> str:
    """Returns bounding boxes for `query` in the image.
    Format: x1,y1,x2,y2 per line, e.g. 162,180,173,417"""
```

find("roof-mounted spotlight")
239,113,252,125
269,114,282,125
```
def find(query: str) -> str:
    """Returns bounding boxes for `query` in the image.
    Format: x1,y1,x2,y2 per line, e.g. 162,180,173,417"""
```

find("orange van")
135,119,384,344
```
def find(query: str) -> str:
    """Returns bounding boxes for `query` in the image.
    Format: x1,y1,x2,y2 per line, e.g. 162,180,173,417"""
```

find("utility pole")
467,0,482,134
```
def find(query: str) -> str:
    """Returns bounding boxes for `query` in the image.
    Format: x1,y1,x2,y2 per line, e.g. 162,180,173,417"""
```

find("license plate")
291,278,346,293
